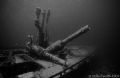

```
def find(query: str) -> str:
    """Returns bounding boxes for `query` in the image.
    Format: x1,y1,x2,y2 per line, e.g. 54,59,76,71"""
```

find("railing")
49,54,93,78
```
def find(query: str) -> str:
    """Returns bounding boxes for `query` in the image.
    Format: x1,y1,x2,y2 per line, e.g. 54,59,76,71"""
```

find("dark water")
0,0,118,47
0,0,119,77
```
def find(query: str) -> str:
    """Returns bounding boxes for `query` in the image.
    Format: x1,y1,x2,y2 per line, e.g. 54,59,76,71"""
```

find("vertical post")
43,9,50,48
35,8,50,48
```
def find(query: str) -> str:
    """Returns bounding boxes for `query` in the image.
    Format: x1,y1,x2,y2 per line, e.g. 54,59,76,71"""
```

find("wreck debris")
30,44,68,67
26,25,90,67
0,7,93,78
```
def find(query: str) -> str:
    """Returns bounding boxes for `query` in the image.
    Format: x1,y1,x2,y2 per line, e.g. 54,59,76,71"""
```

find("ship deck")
16,46,94,78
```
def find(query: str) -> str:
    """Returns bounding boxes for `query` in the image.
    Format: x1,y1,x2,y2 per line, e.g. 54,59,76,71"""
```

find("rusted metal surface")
46,25,90,54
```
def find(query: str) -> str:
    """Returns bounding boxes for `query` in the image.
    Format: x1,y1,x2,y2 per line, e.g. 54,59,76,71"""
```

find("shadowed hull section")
0,62,42,78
